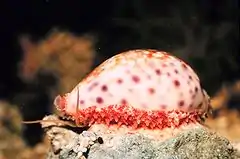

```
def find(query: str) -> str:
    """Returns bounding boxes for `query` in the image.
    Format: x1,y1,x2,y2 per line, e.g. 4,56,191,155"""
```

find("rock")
42,115,240,159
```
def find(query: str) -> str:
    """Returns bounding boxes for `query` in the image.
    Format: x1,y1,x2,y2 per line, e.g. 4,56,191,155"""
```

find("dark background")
0,0,239,145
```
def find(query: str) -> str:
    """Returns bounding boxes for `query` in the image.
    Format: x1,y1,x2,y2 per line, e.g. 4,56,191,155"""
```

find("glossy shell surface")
56,49,210,117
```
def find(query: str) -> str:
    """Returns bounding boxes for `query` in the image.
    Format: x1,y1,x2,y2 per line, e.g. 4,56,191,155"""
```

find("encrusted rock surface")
42,115,240,159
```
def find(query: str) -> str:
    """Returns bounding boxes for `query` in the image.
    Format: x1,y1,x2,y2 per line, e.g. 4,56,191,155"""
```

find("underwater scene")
0,1,239,159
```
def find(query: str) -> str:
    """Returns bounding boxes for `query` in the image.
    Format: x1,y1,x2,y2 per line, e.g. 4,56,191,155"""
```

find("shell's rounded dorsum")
54,49,210,129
